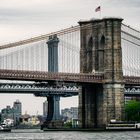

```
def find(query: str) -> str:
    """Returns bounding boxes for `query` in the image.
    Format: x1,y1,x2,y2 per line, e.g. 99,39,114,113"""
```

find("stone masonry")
78,18,124,128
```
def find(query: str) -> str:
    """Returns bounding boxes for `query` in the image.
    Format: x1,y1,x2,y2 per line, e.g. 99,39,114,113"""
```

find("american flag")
95,6,101,12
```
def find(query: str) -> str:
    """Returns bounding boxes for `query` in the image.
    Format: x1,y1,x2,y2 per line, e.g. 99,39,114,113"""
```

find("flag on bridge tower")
95,6,101,12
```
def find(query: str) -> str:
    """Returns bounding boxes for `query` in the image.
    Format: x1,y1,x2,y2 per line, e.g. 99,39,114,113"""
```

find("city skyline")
0,0,140,115
0,95,78,115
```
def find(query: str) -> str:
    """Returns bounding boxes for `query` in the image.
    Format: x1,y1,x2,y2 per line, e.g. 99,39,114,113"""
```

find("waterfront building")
61,107,78,122
1,106,14,123
20,114,41,127
0,100,22,125
28,116,40,125
20,113,30,124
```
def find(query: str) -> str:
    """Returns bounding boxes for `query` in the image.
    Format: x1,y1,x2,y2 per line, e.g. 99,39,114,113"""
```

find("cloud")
110,0,140,7
0,0,139,36
0,0,97,27
0,0,139,42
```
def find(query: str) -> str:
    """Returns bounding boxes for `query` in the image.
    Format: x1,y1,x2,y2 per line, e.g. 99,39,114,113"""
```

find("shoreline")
42,128,140,132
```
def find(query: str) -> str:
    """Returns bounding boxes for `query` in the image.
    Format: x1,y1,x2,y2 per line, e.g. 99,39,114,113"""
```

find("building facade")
0,100,22,125
61,107,78,122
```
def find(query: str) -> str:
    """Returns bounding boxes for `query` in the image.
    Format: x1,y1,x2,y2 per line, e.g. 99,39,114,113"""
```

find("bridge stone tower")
78,18,124,128
47,34,59,72
43,35,63,128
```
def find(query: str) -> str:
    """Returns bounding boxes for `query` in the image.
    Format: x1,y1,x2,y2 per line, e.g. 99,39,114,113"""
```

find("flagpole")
95,6,101,19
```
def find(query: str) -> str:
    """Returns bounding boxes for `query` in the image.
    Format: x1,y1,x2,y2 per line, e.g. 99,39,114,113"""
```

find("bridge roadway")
0,69,140,85
0,82,140,96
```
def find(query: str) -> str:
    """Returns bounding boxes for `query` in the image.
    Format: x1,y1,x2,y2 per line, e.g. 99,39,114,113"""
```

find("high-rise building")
43,100,48,116
13,99,22,125
13,99,22,115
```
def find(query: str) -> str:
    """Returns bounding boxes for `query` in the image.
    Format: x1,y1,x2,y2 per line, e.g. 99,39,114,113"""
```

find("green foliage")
63,121,72,128
125,100,140,121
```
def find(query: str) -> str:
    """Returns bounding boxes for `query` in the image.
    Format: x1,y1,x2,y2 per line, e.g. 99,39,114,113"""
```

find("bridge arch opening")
87,37,93,51
98,35,105,72
87,37,93,73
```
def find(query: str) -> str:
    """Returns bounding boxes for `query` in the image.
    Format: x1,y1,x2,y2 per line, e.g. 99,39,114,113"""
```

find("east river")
0,129,140,140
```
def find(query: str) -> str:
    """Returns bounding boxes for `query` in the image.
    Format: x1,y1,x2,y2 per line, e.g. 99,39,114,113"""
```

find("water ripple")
0,129,140,140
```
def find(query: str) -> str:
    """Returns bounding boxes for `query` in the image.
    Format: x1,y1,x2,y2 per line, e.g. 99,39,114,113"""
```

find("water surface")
0,129,140,140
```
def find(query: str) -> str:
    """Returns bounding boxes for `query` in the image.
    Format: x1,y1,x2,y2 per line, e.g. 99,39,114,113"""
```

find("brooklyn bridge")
0,17,140,128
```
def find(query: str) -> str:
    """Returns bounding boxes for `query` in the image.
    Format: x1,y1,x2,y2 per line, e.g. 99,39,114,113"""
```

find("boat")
0,124,11,132
106,120,140,130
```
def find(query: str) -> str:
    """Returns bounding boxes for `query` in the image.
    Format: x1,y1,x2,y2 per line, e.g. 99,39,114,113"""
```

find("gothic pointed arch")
87,37,94,72
87,37,93,51
98,35,105,71
100,35,105,49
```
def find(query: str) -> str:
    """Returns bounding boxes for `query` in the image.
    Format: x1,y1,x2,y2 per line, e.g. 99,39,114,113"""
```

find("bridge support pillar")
47,95,63,128
97,84,124,127
47,96,61,120
42,95,63,129
102,84,124,124
78,84,97,128
78,84,124,128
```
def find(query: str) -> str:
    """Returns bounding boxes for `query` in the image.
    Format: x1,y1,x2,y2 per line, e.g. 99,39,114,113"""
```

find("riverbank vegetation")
125,100,140,121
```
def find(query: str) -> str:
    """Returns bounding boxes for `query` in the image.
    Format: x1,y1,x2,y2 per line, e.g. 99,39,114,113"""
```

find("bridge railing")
124,76,140,85
0,69,104,83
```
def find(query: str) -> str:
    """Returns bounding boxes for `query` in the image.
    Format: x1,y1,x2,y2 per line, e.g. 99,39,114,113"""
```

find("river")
0,129,140,140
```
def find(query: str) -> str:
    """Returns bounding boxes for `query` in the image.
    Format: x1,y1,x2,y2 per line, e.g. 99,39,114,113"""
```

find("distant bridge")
0,82,140,97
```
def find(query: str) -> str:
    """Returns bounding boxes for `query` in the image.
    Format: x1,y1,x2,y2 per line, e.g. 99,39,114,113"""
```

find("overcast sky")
0,0,140,44
0,0,140,115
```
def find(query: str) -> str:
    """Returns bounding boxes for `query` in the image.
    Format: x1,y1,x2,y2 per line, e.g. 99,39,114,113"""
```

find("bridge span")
0,17,140,129
0,82,140,96
0,69,139,85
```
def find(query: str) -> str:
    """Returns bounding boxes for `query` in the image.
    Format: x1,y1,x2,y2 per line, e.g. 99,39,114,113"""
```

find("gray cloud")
0,0,139,44
111,0,140,7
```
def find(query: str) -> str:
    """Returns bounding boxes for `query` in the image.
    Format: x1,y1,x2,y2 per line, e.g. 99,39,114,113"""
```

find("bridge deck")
0,69,140,85
0,69,103,83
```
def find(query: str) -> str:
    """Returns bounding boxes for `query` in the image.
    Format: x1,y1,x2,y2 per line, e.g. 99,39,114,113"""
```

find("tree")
64,121,72,128
125,100,140,121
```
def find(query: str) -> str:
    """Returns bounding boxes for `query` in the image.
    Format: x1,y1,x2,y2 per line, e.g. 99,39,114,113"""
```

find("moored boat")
0,125,11,132
106,120,140,130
